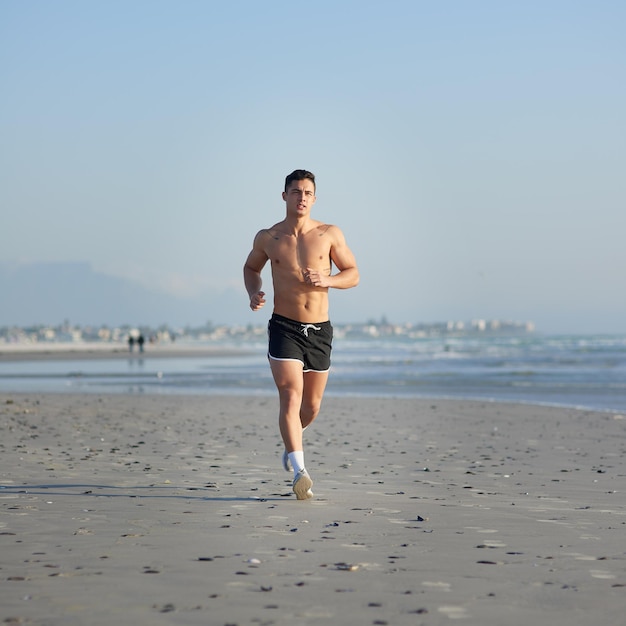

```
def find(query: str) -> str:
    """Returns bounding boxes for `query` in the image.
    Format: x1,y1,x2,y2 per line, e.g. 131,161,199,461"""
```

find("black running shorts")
267,313,333,373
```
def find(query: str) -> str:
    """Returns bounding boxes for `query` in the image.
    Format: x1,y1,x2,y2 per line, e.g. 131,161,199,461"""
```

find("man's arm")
243,231,269,311
306,226,359,290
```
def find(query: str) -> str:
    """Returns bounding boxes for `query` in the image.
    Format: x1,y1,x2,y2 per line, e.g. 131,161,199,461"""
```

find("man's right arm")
243,230,269,311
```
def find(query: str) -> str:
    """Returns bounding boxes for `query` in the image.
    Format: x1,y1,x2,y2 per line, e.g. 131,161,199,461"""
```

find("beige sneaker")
292,469,313,500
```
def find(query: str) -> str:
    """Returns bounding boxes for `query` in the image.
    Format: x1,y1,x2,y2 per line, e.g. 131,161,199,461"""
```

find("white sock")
288,451,305,476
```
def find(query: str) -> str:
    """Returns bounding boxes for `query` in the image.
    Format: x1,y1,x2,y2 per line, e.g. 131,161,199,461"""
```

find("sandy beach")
1,392,624,625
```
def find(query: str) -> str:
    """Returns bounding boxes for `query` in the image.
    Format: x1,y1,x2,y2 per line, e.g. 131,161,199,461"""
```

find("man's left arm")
307,226,359,289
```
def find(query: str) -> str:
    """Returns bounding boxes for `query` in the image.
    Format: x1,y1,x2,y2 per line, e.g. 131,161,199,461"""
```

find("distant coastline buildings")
0,318,535,347
344,318,535,339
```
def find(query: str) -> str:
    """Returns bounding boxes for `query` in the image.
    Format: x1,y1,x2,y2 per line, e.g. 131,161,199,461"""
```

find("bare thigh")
269,358,304,398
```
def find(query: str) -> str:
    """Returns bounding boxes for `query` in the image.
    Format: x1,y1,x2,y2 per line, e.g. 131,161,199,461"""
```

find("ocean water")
1,334,625,413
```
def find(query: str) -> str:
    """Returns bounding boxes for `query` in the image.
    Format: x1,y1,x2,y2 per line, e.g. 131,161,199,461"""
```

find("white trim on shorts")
267,352,330,373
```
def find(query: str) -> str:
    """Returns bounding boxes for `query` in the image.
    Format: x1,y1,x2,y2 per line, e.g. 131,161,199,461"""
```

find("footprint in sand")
438,605,469,619
590,569,616,580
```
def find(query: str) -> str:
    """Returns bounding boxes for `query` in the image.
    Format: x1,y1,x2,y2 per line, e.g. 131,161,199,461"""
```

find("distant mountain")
0,261,249,328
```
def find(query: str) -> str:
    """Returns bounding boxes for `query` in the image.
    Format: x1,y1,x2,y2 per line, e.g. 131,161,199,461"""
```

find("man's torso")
263,221,334,323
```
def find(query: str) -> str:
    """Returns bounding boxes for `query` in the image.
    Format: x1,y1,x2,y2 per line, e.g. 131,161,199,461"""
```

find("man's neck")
282,215,313,236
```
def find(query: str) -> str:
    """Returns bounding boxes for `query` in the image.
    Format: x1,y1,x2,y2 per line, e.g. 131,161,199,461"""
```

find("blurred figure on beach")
128,335,135,352
244,169,359,499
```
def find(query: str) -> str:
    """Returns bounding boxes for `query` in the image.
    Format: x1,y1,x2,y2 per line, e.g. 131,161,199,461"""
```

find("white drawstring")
300,323,321,337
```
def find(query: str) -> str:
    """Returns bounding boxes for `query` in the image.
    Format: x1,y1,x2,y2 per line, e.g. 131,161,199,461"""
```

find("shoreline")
0,343,255,362
1,393,624,625
2,336,625,415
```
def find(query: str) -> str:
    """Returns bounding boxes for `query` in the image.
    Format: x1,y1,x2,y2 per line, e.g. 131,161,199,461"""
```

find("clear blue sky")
1,1,624,333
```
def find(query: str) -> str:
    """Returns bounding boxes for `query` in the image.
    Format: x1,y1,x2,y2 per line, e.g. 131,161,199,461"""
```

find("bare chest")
267,229,332,270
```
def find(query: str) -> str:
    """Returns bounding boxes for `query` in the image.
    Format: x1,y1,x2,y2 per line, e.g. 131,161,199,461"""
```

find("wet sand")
0,344,253,363
1,393,624,625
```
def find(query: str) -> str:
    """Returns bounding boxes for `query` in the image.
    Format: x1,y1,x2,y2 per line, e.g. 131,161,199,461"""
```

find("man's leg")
269,358,318,499
280,369,330,472
269,359,305,453
300,370,330,429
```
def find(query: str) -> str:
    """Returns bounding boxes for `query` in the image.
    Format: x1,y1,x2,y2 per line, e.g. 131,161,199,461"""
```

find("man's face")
283,179,316,217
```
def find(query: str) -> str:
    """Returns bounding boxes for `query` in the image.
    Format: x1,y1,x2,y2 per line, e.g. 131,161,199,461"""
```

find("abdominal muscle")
271,268,330,323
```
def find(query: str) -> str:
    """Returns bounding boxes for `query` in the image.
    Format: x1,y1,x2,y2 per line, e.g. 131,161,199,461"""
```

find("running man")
243,169,359,499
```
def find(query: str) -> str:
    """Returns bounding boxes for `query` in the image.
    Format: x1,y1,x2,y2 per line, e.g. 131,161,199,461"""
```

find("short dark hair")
284,169,316,193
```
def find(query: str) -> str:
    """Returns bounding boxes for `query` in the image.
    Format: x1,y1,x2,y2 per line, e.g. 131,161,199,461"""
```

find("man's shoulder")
254,224,280,240
315,222,344,239
252,224,287,250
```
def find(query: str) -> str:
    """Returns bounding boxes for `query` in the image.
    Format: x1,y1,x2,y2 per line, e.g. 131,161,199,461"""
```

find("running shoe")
292,469,314,500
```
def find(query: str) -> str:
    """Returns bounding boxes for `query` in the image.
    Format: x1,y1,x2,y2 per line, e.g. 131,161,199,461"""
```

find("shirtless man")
243,169,359,499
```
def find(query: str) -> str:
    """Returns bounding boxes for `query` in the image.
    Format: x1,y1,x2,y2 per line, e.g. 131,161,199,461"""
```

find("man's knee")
277,384,303,409
301,400,321,421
